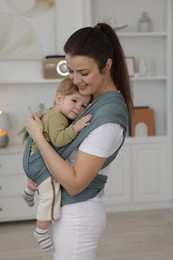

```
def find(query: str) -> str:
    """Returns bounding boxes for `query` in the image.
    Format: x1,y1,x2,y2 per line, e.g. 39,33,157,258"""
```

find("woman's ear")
103,58,112,72
54,92,63,105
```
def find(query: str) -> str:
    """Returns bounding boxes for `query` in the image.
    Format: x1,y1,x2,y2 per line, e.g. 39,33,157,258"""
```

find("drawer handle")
0,208,2,212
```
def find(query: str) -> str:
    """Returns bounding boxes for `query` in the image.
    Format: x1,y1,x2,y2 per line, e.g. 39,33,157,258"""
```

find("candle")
0,129,7,136
0,110,10,147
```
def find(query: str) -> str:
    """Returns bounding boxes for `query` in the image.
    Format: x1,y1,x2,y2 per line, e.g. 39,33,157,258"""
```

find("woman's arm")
26,114,106,195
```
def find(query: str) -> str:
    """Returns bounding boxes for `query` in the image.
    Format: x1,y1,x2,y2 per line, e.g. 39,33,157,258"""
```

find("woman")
26,23,133,260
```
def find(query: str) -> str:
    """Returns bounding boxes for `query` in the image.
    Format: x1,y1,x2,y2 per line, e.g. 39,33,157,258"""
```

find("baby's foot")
22,190,34,207
34,229,54,252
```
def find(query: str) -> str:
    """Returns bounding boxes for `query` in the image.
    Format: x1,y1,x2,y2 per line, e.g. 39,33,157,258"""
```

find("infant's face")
59,92,91,120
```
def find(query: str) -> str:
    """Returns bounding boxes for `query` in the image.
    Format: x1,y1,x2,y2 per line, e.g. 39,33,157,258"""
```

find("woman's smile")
77,84,87,91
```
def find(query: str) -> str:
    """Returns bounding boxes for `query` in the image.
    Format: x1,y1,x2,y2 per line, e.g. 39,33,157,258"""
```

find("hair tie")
94,23,101,30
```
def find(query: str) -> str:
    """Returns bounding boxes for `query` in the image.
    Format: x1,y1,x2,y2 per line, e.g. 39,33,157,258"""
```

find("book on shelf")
130,106,155,137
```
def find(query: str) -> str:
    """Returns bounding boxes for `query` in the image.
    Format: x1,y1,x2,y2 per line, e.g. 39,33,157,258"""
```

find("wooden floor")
1,209,173,260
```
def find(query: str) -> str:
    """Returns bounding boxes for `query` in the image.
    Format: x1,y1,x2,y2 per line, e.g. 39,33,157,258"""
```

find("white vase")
138,59,148,77
138,12,152,32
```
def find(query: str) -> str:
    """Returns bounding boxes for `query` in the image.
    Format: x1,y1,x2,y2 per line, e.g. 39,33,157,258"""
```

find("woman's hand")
26,113,44,141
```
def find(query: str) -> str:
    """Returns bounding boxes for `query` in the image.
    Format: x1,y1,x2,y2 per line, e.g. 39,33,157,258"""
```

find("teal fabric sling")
23,91,128,206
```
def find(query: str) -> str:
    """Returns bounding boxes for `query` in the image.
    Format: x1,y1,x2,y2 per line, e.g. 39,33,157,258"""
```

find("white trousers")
52,197,106,260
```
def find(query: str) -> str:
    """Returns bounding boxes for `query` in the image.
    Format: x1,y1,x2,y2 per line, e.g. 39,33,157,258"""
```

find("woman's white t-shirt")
67,123,123,176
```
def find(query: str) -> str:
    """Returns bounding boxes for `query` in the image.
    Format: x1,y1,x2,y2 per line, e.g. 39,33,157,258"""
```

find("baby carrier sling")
23,91,128,206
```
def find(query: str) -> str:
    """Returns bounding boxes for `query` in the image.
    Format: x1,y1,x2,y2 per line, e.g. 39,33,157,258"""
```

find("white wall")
55,0,91,54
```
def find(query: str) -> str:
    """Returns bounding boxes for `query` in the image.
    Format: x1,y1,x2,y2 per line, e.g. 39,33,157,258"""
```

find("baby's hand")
27,179,38,192
73,114,92,133
26,113,43,140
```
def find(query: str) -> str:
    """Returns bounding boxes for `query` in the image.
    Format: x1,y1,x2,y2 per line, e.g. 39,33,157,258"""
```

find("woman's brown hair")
64,23,133,118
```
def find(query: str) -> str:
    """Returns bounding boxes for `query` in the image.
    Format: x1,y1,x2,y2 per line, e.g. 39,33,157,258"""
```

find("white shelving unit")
92,0,172,137
91,0,173,211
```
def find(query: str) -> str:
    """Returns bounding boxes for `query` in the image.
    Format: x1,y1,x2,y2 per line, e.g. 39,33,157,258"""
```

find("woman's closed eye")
68,69,89,77
81,72,89,76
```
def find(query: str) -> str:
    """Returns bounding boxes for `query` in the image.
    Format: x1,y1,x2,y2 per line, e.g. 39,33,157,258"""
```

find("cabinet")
91,0,173,211
0,145,37,222
104,138,172,212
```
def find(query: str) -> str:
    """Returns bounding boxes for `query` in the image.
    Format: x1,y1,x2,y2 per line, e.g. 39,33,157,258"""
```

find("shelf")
0,79,62,85
131,76,167,81
0,137,168,153
0,144,24,154
118,32,167,37
0,61,64,84
0,76,167,85
125,135,169,145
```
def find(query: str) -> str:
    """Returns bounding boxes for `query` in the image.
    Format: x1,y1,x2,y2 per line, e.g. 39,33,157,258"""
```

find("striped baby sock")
22,187,35,207
34,227,54,252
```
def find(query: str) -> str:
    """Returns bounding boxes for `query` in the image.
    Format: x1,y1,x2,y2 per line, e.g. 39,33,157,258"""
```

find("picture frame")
130,107,155,137
125,56,135,77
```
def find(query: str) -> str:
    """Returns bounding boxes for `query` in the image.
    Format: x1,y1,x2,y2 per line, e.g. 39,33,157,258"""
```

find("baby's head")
56,78,81,96
54,78,91,120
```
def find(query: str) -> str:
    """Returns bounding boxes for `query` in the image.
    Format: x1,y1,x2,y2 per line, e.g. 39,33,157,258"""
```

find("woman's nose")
72,74,81,85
